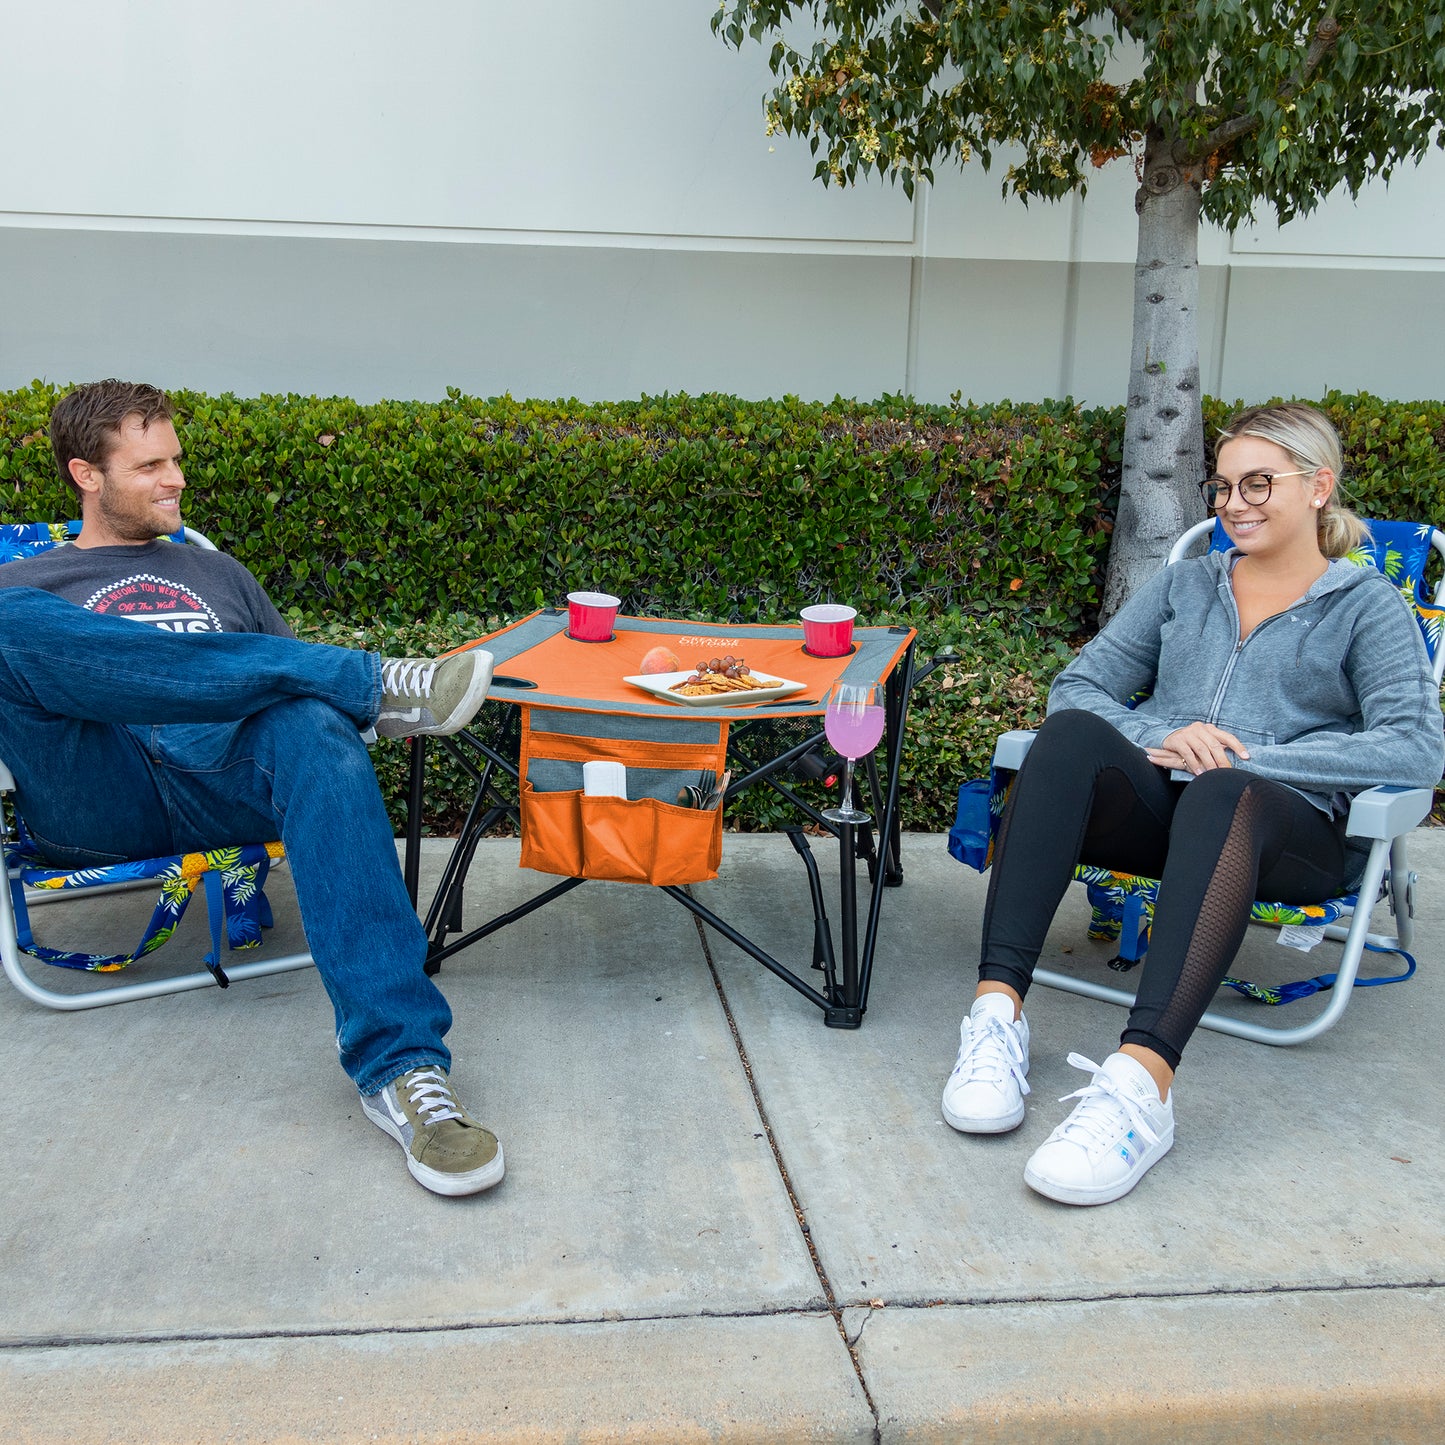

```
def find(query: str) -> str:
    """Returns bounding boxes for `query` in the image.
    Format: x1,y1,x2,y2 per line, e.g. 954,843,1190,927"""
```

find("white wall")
1,0,1441,405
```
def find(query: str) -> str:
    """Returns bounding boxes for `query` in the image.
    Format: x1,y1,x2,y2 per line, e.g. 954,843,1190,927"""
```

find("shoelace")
380,658,437,700
404,1067,463,1126
953,1014,1030,1095
1052,1052,1161,1151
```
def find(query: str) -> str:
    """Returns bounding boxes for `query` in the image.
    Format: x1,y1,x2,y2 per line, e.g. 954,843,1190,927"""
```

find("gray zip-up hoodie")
1048,551,1444,822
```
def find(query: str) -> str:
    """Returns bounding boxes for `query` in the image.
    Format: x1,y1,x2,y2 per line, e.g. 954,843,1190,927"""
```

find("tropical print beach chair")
965,517,1445,1047
0,523,314,1009
0,519,83,561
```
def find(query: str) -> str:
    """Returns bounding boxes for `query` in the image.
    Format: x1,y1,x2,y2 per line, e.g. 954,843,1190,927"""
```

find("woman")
942,403,1444,1205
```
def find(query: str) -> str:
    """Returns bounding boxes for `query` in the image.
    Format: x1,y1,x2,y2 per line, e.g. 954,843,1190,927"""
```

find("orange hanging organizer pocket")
518,706,729,886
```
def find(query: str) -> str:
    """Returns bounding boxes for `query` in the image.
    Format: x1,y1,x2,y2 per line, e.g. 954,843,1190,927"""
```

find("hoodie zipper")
1204,575,1301,726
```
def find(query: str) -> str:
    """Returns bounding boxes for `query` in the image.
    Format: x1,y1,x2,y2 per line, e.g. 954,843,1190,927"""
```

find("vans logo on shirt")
82,573,224,633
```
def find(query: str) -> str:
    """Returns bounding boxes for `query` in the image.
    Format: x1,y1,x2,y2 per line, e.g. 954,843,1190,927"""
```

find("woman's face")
1211,436,1332,561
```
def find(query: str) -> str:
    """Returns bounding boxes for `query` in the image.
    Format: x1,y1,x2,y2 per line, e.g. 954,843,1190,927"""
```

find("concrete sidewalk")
2,832,1442,1442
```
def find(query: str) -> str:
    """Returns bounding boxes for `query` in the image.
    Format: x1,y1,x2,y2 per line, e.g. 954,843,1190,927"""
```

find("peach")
639,645,683,675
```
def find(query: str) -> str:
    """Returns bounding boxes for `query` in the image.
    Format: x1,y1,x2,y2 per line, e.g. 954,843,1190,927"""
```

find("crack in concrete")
843,1306,876,1349
3,1279,1438,1354
830,1276,1445,1313
0,1302,835,1354
686,903,882,1443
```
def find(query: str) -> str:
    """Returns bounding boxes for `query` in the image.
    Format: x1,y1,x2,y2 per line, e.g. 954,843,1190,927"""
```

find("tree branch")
918,0,944,18
1183,11,1342,163
1295,10,1344,83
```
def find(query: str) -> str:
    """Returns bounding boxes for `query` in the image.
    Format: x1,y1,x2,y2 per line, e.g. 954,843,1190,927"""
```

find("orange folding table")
402,609,917,1026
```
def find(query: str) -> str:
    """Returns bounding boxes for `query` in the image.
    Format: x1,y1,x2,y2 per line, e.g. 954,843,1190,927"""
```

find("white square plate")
623,669,807,707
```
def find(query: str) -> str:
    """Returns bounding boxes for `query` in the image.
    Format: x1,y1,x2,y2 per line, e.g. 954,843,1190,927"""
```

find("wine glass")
821,682,884,824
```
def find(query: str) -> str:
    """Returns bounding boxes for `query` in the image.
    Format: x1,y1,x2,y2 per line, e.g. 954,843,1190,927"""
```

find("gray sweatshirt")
1048,551,1445,819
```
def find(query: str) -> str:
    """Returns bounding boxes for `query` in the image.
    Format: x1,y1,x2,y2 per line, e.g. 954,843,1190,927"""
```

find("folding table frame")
402,610,919,1027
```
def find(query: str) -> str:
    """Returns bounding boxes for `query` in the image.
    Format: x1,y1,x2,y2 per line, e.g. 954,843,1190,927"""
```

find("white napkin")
582,760,628,799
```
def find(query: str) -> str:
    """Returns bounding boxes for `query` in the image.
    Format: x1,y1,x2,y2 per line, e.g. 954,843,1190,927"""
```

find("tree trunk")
1100,128,1208,620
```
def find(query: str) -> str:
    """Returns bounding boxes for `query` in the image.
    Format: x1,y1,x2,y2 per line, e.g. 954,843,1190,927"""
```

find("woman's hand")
1146,722,1250,775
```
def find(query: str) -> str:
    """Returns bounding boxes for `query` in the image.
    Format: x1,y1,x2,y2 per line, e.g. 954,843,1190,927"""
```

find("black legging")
980,709,1349,1069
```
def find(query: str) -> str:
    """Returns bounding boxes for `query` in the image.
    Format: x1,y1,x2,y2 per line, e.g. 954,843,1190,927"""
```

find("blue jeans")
0,586,451,1094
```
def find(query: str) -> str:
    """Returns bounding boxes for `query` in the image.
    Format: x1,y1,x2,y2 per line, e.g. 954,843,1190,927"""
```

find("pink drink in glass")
825,703,885,759
822,681,881,824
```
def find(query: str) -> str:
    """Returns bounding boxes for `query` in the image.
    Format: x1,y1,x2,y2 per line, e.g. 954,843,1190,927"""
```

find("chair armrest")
1345,785,1433,841
0,758,14,793
992,730,1037,772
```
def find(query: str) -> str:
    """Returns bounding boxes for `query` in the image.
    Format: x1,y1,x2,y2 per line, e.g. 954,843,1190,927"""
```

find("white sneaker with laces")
1023,1051,1174,1206
941,993,1031,1133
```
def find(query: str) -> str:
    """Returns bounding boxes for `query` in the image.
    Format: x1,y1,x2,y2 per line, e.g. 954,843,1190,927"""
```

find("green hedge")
0,385,1123,634
4,384,1443,832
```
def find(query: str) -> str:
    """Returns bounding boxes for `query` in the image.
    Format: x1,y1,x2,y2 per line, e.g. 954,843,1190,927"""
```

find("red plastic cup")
801,604,857,657
567,591,620,642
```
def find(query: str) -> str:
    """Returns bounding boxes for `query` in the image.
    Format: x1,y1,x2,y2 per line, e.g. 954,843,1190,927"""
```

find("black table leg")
857,641,915,1009
827,818,864,1028
784,828,839,999
404,736,427,909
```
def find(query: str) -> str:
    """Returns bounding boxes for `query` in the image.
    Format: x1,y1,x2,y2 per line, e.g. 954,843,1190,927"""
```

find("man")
0,380,502,1197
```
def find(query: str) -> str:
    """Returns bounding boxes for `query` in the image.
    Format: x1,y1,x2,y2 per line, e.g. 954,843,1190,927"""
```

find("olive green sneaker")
361,1065,505,1197
375,649,494,739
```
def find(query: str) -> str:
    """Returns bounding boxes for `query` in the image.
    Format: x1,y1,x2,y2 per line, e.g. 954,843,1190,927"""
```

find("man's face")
72,416,185,546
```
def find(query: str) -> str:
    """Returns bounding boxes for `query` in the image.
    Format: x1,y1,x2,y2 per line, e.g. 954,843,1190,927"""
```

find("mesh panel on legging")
1123,771,1347,1069
1150,782,1263,1061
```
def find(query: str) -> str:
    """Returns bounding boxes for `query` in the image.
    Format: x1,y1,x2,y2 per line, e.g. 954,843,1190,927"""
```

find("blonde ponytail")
1317,494,1370,558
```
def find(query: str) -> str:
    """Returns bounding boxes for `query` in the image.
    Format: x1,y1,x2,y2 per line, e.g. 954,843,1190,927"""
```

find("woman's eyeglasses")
1199,470,1311,510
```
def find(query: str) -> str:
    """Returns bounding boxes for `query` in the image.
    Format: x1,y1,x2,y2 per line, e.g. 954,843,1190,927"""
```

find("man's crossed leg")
0,587,502,1195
